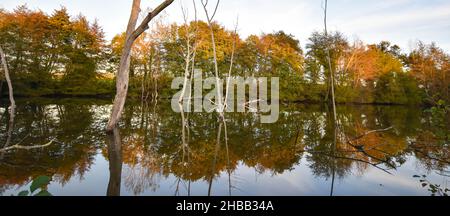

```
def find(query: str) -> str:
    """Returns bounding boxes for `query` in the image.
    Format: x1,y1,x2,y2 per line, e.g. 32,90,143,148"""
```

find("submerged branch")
317,152,393,175
351,126,394,142
0,139,55,153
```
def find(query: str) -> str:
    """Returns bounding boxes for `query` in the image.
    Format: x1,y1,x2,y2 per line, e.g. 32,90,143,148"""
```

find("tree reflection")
106,127,122,196
107,102,449,195
0,99,108,193
0,100,448,195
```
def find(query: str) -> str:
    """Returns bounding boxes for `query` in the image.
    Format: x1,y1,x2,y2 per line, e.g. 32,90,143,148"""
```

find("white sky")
1,0,450,53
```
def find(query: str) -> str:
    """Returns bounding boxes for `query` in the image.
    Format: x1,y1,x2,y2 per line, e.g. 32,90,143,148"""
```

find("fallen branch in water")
0,139,55,153
299,126,398,173
411,147,450,164
351,126,393,142
316,152,394,175
347,126,397,169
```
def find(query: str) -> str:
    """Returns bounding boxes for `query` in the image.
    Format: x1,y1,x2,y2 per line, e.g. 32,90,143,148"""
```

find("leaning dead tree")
107,0,174,132
0,46,55,153
0,46,15,120
323,0,337,122
0,45,15,149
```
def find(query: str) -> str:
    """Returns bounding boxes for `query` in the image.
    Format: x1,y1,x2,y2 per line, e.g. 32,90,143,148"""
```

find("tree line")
0,6,449,105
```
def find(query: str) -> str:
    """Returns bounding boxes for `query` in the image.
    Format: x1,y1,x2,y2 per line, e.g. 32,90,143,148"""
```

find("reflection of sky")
1,0,449,52
3,154,446,196
1,101,448,196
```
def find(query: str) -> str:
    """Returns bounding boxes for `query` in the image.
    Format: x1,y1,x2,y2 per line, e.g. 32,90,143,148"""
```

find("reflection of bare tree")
223,121,232,196
124,159,161,195
175,104,192,196
207,118,233,196
103,102,447,195
207,120,222,196
120,100,163,195
106,127,123,196
302,105,399,197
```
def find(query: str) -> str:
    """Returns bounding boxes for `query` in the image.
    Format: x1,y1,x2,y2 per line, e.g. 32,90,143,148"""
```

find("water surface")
0,99,448,196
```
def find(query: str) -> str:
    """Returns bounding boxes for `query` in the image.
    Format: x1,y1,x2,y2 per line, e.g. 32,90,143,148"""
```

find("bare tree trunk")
201,0,224,117
0,46,15,149
224,18,238,109
107,0,174,132
107,0,141,132
0,80,3,101
179,2,194,103
323,0,337,122
323,1,337,196
0,46,15,115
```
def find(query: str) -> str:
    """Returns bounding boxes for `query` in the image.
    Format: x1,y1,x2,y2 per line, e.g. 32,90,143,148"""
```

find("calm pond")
0,98,449,196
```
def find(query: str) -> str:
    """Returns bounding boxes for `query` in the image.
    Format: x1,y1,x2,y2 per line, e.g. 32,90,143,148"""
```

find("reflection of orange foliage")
346,123,407,163
246,134,305,174
413,131,450,170
415,131,438,145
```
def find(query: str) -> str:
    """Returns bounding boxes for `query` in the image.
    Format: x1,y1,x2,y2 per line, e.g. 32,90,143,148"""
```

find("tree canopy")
0,5,449,105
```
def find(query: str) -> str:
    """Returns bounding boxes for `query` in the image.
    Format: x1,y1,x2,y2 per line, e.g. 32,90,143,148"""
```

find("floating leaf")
30,176,51,193
413,175,420,178
422,183,428,187
18,191,29,196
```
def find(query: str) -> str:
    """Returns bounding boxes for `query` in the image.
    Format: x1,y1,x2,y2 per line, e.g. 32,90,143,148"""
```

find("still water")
0,98,448,196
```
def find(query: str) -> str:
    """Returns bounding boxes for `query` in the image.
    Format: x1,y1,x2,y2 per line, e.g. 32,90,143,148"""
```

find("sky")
1,0,450,53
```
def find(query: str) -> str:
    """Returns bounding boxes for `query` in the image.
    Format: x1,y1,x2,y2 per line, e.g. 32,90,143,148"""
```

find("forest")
1,5,448,105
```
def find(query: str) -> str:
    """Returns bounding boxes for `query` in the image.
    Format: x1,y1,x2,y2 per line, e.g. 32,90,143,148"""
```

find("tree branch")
130,0,174,42
0,139,55,153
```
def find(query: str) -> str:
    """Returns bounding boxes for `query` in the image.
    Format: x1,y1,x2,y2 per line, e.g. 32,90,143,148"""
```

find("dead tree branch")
0,139,55,153
107,0,174,132
201,0,225,117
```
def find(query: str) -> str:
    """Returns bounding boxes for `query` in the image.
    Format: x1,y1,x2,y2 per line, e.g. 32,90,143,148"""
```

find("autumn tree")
407,41,450,104
306,31,348,101
0,6,108,96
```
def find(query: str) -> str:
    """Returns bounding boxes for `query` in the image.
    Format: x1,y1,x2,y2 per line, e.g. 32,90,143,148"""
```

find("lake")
0,98,448,196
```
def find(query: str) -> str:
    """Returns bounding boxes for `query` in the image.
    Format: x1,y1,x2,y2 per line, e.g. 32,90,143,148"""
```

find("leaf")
18,190,29,196
33,190,52,196
413,175,420,178
30,176,51,193
422,183,428,187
